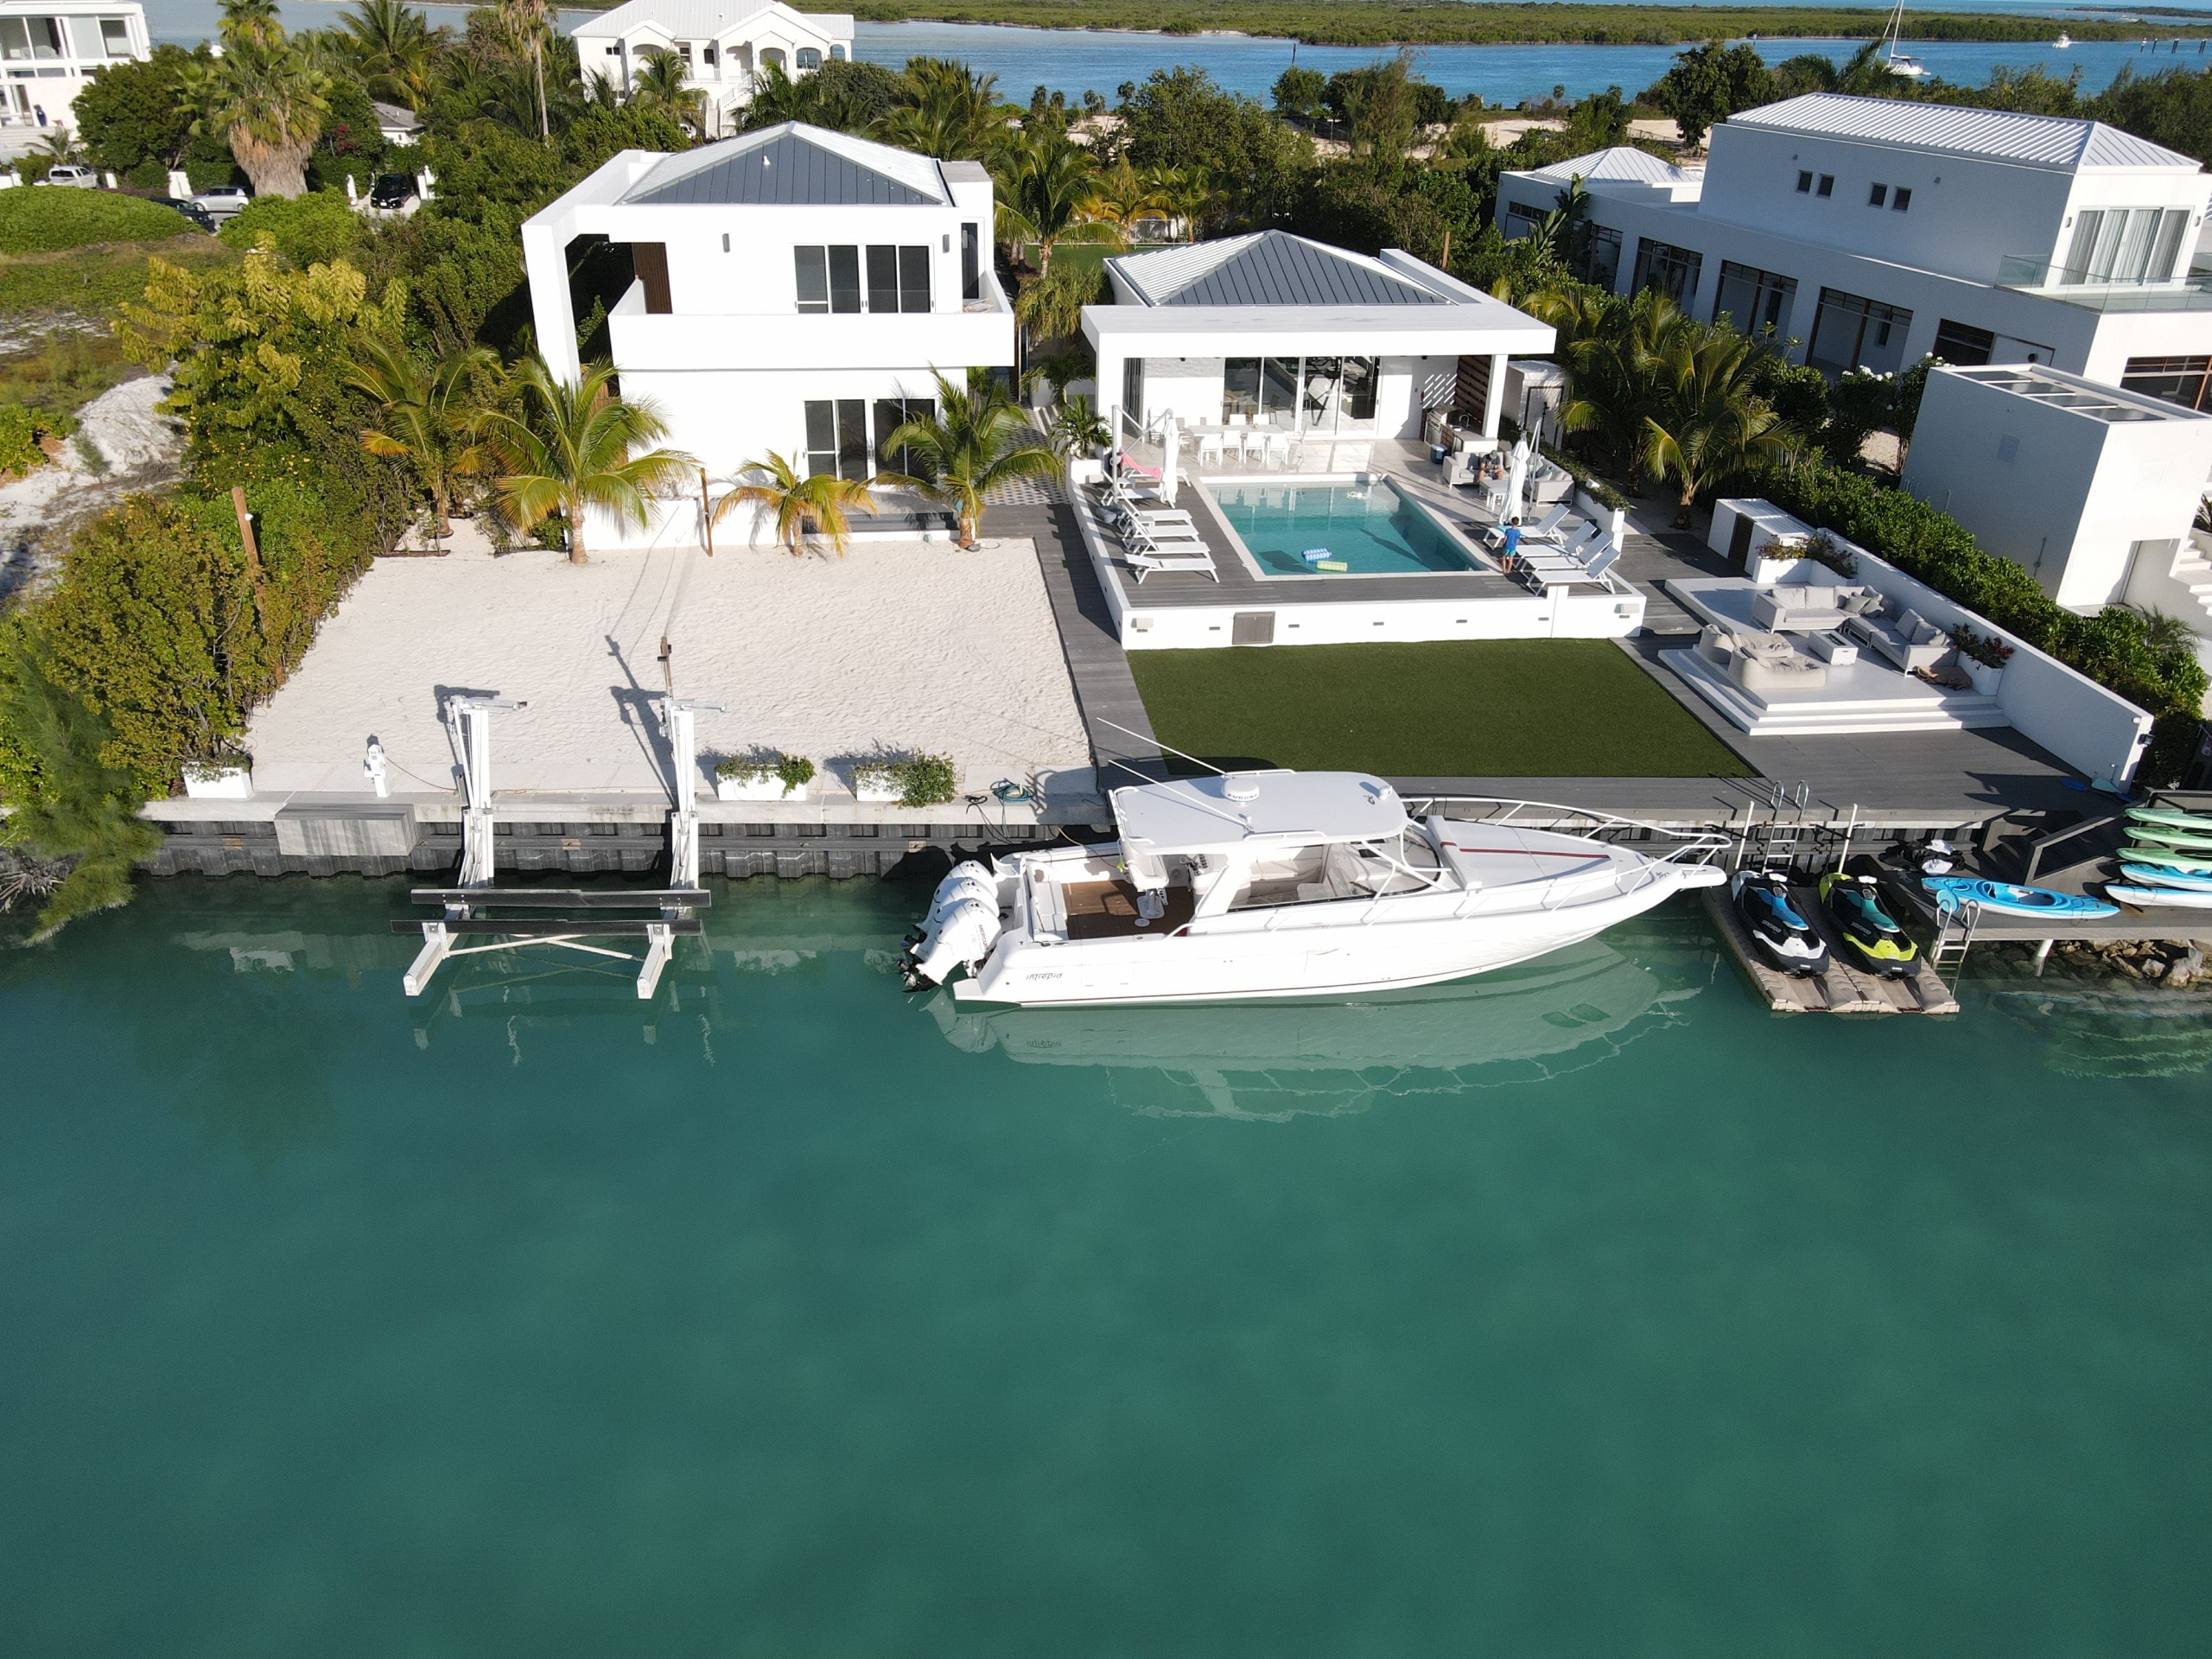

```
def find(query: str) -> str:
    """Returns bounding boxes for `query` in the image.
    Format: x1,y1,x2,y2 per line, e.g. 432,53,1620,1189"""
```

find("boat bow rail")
1409,796,1732,879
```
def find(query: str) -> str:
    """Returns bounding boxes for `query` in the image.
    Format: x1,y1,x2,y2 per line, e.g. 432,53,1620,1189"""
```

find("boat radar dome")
1224,772,1262,802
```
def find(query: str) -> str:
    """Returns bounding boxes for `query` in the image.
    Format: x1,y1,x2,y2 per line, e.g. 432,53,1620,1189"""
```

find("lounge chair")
1128,545,1218,583
1120,518,1210,554
1519,541,1622,589
1113,449,1161,483
1512,521,1606,573
1105,504,1197,537
1695,624,1827,692
1484,503,1571,551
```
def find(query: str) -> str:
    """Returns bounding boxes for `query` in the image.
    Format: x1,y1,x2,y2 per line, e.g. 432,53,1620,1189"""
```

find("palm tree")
878,367,1058,548
219,0,283,50
1149,166,1213,242
713,452,879,556
1047,394,1109,460
494,0,552,139
340,0,437,109
1089,157,1172,237
874,57,1007,159
1544,288,1691,488
629,48,703,132
485,357,696,564
184,35,330,200
1639,326,1795,527
995,134,1116,275
346,338,499,544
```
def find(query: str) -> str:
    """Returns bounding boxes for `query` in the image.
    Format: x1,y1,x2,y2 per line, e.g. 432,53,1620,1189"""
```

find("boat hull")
950,868,1718,1007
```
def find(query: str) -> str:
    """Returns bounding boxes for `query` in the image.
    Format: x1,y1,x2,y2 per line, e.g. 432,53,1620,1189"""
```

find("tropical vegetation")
879,369,1058,547
715,452,880,556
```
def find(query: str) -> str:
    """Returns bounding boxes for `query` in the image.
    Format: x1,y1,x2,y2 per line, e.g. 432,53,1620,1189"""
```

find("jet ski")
1818,872,1919,977
1731,871,1829,976
1921,876,2119,918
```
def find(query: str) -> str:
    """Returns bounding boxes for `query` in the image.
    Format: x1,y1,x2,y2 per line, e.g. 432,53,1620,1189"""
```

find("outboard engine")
901,861,1004,991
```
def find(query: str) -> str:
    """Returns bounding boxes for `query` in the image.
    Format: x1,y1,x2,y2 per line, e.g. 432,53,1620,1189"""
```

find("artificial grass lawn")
1128,639,1756,778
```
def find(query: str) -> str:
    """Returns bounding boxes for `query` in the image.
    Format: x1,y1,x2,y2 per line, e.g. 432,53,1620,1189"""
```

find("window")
2064,207,2191,284
1713,260,1796,336
631,242,671,314
702,42,716,66
794,245,826,313
1122,359,1144,425
1995,435,2019,465
2121,354,2212,410
1892,187,1911,212
1224,357,1378,429
829,246,860,311
1807,286,1914,375
961,223,979,301
831,43,846,60
866,245,898,314
1932,317,1995,367
760,47,785,70
1503,201,1545,240
874,397,936,475
1816,174,1834,198
859,245,929,313
1580,224,1623,291
795,245,864,312
1796,170,1813,194
1869,183,1887,208
804,399,871,480
1630,238,1702,307
99,16,130,54
796,47,821,70
899,245,930,312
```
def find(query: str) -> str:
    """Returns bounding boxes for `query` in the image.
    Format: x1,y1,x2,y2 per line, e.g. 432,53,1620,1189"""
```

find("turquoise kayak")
1922,876,2119,918
2119,863,2212,892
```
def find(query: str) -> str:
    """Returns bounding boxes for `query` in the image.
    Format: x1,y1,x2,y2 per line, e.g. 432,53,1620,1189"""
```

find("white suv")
190,183,251,218
37,164,98,188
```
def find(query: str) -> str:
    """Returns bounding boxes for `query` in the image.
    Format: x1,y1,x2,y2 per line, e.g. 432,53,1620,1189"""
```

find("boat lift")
396,690,717,1000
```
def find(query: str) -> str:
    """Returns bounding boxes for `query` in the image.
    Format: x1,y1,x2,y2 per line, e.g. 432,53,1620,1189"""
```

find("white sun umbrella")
1160,413,1179,506
1503,435,1531,526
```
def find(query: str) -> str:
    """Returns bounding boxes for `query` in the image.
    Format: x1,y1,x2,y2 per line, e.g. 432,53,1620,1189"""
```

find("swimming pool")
1208,480,1479,577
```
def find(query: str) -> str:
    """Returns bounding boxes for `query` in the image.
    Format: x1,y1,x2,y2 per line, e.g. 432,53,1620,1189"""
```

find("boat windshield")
1225,830,1447,911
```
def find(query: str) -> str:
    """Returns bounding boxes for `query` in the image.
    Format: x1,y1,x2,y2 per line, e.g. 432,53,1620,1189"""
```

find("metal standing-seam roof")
1522,145,1696,187
1111,231,1446,307
624,124,944,207
1725,92,2198,171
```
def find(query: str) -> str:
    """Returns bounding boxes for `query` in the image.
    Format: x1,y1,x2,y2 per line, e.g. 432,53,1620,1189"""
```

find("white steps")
1660,649,2012,737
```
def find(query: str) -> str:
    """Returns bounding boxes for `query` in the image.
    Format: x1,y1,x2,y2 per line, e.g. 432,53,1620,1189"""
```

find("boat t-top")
901,768,1727,1006
2053,31,2072,49
1880,0,1931,78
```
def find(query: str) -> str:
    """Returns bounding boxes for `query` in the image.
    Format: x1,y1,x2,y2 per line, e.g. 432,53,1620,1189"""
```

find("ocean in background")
136,1,2212,105
2,875,2209,1655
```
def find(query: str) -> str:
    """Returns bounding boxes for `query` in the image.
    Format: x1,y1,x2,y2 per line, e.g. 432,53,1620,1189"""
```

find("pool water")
1211,480,1479,577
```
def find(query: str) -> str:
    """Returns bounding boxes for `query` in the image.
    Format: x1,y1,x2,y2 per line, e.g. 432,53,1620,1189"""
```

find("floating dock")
1701,886,1961,1016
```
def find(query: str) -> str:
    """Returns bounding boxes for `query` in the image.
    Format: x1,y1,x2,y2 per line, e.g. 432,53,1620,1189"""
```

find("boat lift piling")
397,690,713,1000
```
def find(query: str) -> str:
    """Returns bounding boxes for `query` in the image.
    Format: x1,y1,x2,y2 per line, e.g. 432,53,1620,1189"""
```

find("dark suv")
368,173,416,211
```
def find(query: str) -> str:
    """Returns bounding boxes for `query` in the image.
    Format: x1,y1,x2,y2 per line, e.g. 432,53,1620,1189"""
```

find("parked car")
159,197,218,232
367,173,417,213
35,164,99,188
190,183,251,218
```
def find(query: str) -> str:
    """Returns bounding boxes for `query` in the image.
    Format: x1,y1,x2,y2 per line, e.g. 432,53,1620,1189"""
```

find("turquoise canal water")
1211,479,1478,575
4,876,2211,1655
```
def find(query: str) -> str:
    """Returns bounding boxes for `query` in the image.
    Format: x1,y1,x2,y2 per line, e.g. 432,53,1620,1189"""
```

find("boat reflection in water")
927,931,1700,1121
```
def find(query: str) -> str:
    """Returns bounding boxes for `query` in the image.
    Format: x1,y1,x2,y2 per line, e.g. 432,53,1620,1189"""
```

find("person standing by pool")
1501,517,1522,566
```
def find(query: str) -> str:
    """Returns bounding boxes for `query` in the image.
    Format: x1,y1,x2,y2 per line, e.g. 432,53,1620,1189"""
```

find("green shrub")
124,160,168,193
1755,458,2209,782
0,404,51,477
0,186,195,253
896,753,957,808
218,192,361,267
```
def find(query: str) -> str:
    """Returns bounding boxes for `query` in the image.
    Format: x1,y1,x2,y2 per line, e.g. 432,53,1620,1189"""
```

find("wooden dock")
1700,886,1961,1016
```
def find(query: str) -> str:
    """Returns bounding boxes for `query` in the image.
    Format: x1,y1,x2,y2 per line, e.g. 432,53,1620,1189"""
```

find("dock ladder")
1929,894,1982,979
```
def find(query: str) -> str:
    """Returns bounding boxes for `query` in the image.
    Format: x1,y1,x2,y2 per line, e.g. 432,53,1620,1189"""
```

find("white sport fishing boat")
900,769,1726,1006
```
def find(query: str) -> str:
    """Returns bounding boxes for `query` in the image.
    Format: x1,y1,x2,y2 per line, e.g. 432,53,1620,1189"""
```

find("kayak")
2106,884,2212,911
2120,844,2212,874
2119,862,2212,892
2126,804,2212,833
1922,876,2119,918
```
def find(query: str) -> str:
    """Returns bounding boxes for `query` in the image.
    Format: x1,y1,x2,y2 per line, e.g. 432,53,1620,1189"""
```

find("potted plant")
1949,625,2013,696
715,751,814,801
181,753,253,799
849,752,958,806
1803,529,1858,579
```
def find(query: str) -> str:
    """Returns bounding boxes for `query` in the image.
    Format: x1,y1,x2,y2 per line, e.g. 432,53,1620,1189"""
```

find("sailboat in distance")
1881,0,1931,78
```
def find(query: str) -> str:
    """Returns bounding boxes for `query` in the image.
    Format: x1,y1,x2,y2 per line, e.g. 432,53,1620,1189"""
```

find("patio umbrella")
1504,436,1530,525
1161,415,1179,505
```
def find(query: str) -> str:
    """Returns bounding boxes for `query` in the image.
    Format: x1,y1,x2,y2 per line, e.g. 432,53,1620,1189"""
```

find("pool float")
1921,876,2118,918
1818,872,1919,977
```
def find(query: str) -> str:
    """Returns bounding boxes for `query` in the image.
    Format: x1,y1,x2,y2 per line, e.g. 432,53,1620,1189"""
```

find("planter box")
182,765,252,800
852,772,902,804
1573,487,1627,548
1963,658,2005,696
716,777,807,802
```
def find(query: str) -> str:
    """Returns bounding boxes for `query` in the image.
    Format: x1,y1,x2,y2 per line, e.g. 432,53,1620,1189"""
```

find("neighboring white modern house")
570,0,853,141
521,123,1014,546
0,0,147,148
1495,93,2212,404
1901,363,2212,653
1084,231,1555,455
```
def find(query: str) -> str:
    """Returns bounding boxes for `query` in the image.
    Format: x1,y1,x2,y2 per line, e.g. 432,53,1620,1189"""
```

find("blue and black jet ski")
1730,871,1829,976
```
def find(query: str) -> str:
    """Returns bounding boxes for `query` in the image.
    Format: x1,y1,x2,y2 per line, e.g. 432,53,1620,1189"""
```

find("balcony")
1995,254,2212,314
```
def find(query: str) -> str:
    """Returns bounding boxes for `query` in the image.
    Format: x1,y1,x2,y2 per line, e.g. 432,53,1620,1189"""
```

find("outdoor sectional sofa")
1842,605,1952,672
1749,582,1884,632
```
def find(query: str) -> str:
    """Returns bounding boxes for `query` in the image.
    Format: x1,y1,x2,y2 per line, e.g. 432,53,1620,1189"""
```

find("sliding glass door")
1221,355,1382,432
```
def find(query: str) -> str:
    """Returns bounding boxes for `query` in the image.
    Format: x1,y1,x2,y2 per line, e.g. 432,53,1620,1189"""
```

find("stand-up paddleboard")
2106,884,2212,911
2126,804,2212,834
2119,863,2212,893
1922,876,2119,918
2120,844,2212,874
2125,825,2212,852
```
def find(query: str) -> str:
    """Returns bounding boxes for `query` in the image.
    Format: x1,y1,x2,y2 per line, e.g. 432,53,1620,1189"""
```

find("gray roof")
1113,231,1446,308
626,126,942,207
1727,92,2198,172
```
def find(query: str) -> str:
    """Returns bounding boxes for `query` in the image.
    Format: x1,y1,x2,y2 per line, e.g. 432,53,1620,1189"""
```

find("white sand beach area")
242,531,1092,804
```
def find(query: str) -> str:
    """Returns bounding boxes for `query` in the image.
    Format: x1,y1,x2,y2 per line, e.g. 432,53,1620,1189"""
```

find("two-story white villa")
570,0,852,141
1495,93,2212,407
521,122,1014,543
0,0,147,149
